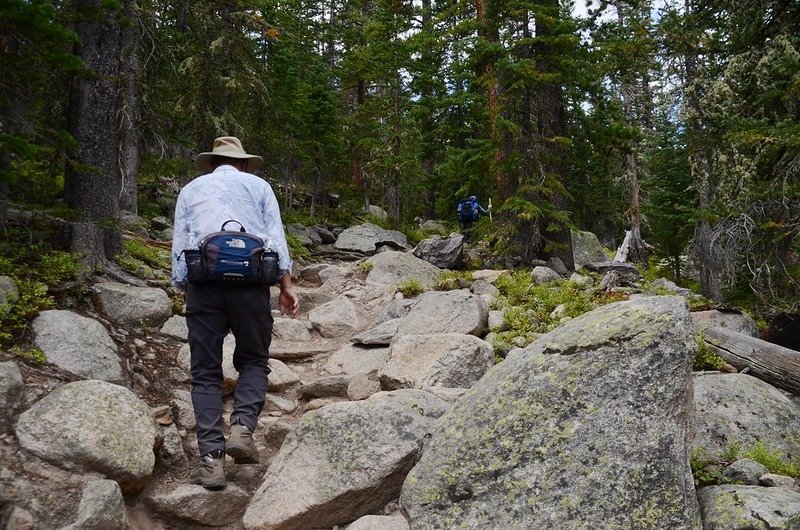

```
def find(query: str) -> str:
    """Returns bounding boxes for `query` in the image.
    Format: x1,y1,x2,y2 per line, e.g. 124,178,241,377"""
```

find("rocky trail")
2,223,800,529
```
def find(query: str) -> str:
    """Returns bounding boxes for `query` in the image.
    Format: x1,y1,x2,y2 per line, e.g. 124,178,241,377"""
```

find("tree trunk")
476,0,504,199
704,326,800,396
118,0,141,214
65,0,123,267
533,0,574,270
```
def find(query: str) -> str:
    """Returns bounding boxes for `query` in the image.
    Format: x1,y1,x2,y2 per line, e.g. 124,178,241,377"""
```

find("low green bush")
123,238,170,270
693,335,725,371
396,279,424,297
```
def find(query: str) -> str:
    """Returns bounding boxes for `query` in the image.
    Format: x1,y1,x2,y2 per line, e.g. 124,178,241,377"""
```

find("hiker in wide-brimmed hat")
194,136,264,173
171,135,299,490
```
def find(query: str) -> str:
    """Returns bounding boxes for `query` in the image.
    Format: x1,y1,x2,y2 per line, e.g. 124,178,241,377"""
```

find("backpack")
184,220,280,286
457,198,478,224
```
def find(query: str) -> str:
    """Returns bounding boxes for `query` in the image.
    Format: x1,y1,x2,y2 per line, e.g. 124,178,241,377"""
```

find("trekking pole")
488,198,493,223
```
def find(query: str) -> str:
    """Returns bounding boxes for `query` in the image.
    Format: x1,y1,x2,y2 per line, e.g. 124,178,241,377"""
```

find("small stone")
169,367,191,383
759,473,797,489
152,405,173,426
347,375,381,401
723,458,769,485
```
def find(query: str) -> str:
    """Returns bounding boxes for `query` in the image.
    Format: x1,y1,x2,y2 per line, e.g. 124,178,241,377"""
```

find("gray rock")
16,380,158,494
759,473,797,489
288,223,322,246
150,216,172,230
722,458,769,485
0,361,24,432
159,424,187,464
323,344,391,376
352,319,401,345
297,375,351,401
691,310,759,338
365,251,441,288
4,506,33,530
313,225,336,244
650,277,692,297
335,223,407,254
382,298,418,321
272,317,312,342
308,297,360,338
698,485,800,529
569,272,594,289
366,205,389,220
32,310,124,383
471,269,510,284
347,374,381,401
470,279,499,298
146,484,250,527
268,359,300,391
487,310,507,331
242,390,449,530
401,296,699,529
395,290,488,339
266,394,298,414
412,234,464,269
94,282,172,326
379,333,494,391
160,315,188,341
263,418,294,450
172,389,196,430
531,266,562,284
546,256,570,277
694,373,800,462
63,479,130,530
0,275,19,306
346,514,410,530
571,230,608,269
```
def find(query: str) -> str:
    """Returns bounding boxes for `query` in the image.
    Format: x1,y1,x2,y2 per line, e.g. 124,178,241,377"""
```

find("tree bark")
118,0,141,214
704,326,800,396
533,0,574,270
65,0,123,267
476,0,505,199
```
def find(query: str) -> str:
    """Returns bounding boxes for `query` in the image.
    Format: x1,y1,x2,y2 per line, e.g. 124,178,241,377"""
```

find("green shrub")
11,346,47,364
356,260,374,273
435,270,473,291
38,251,80,285
123,239,170,270
286,233,311,259
0,281,53,343
694,336,725,371
396,279,424,297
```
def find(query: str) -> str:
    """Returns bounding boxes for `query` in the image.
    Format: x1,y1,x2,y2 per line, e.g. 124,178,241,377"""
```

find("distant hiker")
457,195,490,233
171,136,299,490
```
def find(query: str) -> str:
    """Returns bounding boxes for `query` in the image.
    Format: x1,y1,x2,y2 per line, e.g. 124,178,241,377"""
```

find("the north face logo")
225,238,246,249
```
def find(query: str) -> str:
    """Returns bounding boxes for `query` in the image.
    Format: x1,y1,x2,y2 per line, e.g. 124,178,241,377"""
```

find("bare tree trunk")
65,0,123,268
118,0,141,214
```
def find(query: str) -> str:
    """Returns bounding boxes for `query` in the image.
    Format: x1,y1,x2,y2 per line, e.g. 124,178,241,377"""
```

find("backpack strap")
220,219,246,232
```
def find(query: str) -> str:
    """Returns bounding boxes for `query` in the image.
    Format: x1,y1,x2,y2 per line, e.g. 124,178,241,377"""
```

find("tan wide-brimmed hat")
195,136,263,172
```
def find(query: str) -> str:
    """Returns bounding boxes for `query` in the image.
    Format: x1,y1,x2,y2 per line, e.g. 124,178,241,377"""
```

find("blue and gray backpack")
457,197,479,224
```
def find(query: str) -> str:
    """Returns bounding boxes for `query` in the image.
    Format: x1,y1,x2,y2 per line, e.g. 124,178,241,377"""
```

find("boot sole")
190,476,227,490
227,442,260,464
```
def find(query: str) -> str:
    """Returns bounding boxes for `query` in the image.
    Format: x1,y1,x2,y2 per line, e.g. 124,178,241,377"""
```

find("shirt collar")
212,164,238,173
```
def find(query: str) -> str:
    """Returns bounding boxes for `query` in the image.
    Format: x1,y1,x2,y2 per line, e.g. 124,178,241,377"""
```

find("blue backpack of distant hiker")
183,220,280,286
457,197,479,224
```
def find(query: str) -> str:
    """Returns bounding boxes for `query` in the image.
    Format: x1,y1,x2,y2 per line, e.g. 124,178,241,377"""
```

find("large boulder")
323,343,391,376
412,234,464,269
571,229,608,269
308,297,360,338
394,290,488,339
0,275,19,306
32,310,124,383
365,251,442,288
693,372,800,461
146,484,250,527
379,333,494,391
698,485,800,529
691,310,759,337
401,296,699,529
63,479,130,530
15,380,158,494
334,223,407,255
242,390,449,530
94,281,172,326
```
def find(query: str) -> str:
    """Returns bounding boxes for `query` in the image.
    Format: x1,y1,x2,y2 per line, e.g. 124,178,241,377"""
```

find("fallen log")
703,326,800,395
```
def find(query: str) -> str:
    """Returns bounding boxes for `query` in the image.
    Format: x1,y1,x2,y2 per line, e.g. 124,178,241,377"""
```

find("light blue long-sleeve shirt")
171,165,293,288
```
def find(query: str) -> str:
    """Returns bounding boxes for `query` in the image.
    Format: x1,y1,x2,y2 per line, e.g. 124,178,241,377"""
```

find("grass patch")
396,279,424,297
11,346,47,364
434,270,473,291
694,335,725,371
286,233,311,260
123,238,170,270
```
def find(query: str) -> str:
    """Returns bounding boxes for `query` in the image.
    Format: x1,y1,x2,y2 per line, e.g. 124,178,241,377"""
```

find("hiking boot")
189,452,226,490
226,424,260,464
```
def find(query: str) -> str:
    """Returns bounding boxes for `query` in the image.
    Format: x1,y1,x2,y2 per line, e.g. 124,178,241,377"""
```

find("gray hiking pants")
186,283,273,457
